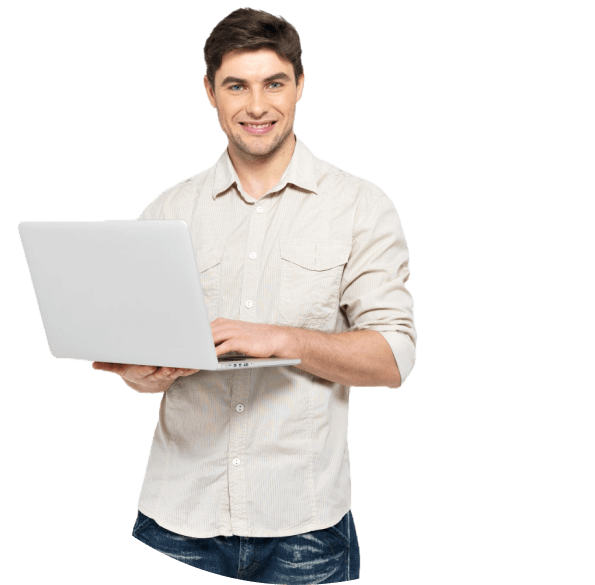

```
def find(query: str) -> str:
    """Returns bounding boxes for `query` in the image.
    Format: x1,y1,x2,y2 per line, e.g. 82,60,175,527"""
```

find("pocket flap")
279,240,351,271
197,246,224,273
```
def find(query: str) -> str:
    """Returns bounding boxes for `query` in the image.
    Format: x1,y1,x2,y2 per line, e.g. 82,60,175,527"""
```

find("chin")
237,137,281,157
227,124,292,155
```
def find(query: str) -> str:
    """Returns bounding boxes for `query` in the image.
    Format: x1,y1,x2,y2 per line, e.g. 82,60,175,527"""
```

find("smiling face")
205,48,304,159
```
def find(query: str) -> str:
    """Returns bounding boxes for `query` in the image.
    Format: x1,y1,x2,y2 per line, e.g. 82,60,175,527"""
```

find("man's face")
205,48,304,158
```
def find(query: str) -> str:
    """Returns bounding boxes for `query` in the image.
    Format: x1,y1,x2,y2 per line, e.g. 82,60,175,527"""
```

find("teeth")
244,123,273,128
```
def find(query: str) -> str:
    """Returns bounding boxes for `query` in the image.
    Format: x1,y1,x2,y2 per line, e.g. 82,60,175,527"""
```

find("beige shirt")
136,135,416,537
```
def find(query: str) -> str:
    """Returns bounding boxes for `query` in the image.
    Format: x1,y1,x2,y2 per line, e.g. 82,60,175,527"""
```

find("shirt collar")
211,134,319,200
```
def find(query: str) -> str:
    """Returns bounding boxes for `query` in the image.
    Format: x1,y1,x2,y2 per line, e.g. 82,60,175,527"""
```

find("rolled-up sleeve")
340,191,416,384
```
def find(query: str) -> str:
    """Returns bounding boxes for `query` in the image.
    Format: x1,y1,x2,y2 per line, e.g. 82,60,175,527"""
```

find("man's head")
203,8,304,159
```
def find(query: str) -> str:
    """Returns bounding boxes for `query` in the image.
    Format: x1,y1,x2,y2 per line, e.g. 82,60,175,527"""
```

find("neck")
228,133,296,199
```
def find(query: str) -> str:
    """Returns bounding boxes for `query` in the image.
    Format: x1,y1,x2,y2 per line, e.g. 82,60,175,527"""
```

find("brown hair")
204,8,303,93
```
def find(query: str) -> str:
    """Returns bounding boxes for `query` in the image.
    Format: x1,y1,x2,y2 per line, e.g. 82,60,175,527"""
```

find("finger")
93,362,130,376
152,367,176,379
178,369,200,376
147,366,172,380
138,366,159,378
169,368,197,378
93,361,111,370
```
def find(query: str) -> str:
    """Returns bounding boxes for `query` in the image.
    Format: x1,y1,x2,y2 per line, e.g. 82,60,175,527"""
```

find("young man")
93,7,416,583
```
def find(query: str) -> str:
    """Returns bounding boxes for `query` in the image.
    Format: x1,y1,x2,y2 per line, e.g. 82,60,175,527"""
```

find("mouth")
239,121,277,135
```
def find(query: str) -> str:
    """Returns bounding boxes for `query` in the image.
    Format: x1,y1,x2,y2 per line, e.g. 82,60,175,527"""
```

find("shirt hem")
137,505,351,538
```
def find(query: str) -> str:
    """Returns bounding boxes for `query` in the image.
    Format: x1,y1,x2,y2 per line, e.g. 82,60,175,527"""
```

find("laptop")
18,220,301,371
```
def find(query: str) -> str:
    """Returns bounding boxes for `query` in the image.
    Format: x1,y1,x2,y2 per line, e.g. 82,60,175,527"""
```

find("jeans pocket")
132,510,155,542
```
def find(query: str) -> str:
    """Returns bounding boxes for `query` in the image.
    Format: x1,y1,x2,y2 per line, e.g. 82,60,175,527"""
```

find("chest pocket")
278,240,351,329
197,246,224,322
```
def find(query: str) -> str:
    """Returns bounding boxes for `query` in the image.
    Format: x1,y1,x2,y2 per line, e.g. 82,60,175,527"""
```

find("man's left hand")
210,318,288,358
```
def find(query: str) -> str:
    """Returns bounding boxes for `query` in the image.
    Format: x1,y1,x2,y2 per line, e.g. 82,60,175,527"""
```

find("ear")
204,75,217,108
296,72,305,103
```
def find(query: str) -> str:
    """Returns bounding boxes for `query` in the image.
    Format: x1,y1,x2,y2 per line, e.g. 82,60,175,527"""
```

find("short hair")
204,8,303,92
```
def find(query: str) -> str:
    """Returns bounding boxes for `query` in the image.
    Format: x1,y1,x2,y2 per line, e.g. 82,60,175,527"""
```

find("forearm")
276,327,401,388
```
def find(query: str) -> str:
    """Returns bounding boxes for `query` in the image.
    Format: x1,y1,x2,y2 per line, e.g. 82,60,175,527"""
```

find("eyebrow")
220,72,292,87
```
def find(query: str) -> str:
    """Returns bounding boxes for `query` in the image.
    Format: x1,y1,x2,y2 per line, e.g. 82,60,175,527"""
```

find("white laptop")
18,220,301,371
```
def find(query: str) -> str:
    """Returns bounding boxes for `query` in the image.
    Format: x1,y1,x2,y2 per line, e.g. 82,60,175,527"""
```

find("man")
93,7,416,583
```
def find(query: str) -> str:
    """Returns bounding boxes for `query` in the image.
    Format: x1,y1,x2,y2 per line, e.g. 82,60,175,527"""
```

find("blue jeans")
132,509,360,583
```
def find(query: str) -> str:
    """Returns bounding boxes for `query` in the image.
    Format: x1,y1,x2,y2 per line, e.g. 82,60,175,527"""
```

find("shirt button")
236,404,244,412
256,206,263,213
249,252,257,259
233,458,241,466
245,300,253,308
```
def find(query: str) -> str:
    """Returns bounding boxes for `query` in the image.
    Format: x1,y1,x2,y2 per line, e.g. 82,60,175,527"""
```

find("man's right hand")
92,362,200,393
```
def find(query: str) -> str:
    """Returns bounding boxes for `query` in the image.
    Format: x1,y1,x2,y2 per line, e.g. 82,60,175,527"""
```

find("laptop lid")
18,220,299,371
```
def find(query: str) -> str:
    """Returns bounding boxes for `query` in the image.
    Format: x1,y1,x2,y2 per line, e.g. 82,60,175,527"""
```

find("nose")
245,87,269,117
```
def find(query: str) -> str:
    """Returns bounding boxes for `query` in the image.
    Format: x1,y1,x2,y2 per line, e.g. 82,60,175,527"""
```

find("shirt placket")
228,196,269,534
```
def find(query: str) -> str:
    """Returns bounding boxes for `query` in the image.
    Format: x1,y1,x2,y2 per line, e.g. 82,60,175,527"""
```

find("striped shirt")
136,135,416,537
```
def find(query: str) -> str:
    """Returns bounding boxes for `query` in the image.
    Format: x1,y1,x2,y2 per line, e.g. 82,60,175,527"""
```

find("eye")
228,81,283,92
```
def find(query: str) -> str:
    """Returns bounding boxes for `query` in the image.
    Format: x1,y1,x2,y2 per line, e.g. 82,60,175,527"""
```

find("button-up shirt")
136,135,416,537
